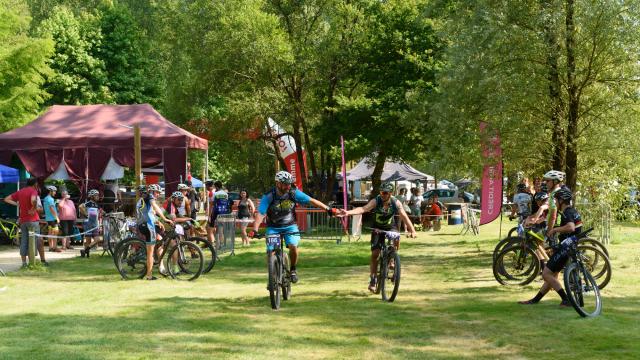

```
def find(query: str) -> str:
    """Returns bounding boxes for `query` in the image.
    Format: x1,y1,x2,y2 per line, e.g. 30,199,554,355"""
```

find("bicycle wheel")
282,252,291,300
380,250,401,302
579,237,609,258
577,245,611,289
167,241,204,281
492,236,521,262
114,238,147,280
564,262,602,317
188,237,216,274
107,218,123,257
493,245,539,286
268,253,281,309
507,226,518,239
374,254,384,294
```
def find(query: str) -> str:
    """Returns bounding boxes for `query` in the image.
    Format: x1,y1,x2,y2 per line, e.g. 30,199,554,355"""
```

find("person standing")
185,180,200,220
79,189,102,258
43,185,61,252
409,187,422,222
205,180,216,244
211,181,232,247
57,189,76,250
236,190,255,246
3,178,47,267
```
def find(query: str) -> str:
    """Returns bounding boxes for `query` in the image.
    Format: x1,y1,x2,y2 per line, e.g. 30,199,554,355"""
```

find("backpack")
213,193,232,215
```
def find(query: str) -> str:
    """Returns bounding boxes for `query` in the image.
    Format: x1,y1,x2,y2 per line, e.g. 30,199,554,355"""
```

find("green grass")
0,221,639,359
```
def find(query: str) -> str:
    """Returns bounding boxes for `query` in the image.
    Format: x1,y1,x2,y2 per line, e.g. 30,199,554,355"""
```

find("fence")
295,206,351,244
575,202,611,245
215,214,237,255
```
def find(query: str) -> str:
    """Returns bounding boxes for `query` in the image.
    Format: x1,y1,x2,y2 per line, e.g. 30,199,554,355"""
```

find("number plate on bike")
175,224,184,235
266,235,281,248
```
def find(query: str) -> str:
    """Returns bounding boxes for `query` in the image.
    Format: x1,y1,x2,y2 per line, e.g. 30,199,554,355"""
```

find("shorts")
208,212,218,227
265,225,300,252
84,222,100,238
137,223,157,245
19,222,41,257
60,220,74,237
370,227,397,251
546,241,572,272
47,221,59,231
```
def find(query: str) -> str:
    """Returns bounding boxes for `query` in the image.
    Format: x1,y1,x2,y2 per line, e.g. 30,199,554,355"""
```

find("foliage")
0,0,53,131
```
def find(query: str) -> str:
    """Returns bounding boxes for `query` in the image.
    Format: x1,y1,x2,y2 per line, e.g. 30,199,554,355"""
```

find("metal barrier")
295,206,350,243
575,202,611,245
215,213,237,255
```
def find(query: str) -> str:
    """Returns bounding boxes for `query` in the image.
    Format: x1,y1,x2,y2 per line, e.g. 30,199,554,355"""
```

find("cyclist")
250,171,335,283
176,183,192,214
542,170,565,240
525,191,549,227
164,191,193,225
509,183,532,221
518,187,582,307
337,182,417,292
136,184,173,280
79,189,103,258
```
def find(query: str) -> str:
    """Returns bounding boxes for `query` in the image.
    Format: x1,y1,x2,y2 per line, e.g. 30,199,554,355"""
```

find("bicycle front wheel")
167,241,204,281
114,238,147,280
564,262,602,317
493,245,539,286
380,250,401,302
188,237,216,274
268,253,281,309
577,245,611,289
282,252,291,300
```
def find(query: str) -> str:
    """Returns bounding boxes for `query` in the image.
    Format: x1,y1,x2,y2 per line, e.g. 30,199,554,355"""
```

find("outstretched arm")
338,199,376,217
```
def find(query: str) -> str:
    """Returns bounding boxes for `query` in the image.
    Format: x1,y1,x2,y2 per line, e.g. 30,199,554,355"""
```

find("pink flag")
479,121,503,225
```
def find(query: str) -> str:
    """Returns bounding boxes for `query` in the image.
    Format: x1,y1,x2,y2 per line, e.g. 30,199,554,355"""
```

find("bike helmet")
554,186,573,202
534,192,549,202
87,189,99,197
148,184,162,193
137,185,148,194
171,191,184,199
517,183,527,192
543,170,565,182
274,171,294,184
177,183,189,191
45,185,57,192
380,182,394,192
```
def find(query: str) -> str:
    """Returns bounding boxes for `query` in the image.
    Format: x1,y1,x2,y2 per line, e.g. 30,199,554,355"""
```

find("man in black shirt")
185,180,200,219
518,186,582,307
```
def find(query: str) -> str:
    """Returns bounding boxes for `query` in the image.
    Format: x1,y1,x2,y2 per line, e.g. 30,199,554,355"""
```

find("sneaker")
559,300,571,307
54,248,63,253
85,248,90,258
145,276,158,281
290,270,299,283
80,249,85,258
21,263,28,269
368,278,376,292
42,261,49,267
518,299,537,305
66,246,74,250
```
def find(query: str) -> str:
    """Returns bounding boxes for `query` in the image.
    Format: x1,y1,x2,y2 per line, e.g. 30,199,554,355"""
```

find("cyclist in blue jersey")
337,182,417,292
136,184,173,280
250,171,336,283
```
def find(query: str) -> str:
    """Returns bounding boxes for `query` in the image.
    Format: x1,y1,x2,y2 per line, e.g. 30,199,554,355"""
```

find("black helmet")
517,183,527,192
554,186,573,202
534,192,549,202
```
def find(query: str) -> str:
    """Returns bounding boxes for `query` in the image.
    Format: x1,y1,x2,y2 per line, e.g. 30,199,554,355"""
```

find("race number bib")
266,235,281,248
175,224,185,236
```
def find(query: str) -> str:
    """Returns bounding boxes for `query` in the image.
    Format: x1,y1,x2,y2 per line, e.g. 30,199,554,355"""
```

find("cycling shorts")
546,242,571,272
137,223,158,245
370,227,397,251
265,225,300,252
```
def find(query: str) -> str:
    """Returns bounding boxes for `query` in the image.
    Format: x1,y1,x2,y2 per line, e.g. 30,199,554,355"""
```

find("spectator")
185,180,200,219
79,189,102,258
102,180,121,213
43,185,61,252
236,190,255,246
205,180,215,244
211,181,231,247
422,196,443,231
396,188,411,233
57,189,76,250
3,178,47,267
408,187,422,221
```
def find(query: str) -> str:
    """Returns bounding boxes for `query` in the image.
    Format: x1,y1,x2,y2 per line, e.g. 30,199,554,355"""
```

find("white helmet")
88,189,99,197
177,183,189,191
543,170,565,182
171,191,184,199
148,184,162,193
274,171,294,184
46,185,57,192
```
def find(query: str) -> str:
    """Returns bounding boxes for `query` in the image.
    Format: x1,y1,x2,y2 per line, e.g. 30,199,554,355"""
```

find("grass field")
0,221,639,359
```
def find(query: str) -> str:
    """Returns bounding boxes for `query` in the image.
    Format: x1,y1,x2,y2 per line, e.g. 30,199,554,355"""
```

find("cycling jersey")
136,194,157,244
373,195,398,231
557,206,582,241
546,206,583,272
258,188,311,228
546,187,560,225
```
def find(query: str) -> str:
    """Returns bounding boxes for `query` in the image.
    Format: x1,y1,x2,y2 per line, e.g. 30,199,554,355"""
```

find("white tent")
344,156,433,181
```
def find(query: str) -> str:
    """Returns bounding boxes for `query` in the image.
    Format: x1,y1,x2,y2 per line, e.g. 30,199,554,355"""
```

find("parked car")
422,189,479,205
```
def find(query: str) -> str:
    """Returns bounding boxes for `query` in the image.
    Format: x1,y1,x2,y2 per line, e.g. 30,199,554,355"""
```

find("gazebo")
0,104,208,196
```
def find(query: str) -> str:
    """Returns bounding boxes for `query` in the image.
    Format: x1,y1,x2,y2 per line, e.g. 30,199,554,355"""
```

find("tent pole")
204,148,209,217
85,147,89,196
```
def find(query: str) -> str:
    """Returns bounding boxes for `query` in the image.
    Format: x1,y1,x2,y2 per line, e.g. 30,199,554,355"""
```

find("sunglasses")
380,191,391,195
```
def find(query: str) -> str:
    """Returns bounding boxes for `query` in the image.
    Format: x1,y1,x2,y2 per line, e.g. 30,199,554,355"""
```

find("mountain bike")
0,215,19,246
253,231,302,310
114,223,204,281
369,228,401,302
178,220,217,274
103,212,131,257
562,228,602,317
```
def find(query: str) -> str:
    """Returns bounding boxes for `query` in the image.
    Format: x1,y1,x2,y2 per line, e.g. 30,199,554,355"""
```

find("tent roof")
0,104,208,150
345,156,433,181
0,164,19,183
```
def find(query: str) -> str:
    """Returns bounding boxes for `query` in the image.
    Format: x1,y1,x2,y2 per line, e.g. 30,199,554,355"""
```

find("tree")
0,0,53,131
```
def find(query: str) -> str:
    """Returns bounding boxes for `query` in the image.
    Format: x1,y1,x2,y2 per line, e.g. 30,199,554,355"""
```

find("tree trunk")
564,0,578,190
370,150,386,200
542,0,566,171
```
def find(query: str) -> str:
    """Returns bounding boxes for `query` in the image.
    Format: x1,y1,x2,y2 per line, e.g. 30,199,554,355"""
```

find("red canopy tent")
0,104,208,196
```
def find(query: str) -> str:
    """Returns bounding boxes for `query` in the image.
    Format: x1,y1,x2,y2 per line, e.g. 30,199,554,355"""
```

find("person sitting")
422,196,443,231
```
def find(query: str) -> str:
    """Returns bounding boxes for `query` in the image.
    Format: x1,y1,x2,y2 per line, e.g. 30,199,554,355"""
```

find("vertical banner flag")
267,118,306,190
340,136,348,232
479,121,503,225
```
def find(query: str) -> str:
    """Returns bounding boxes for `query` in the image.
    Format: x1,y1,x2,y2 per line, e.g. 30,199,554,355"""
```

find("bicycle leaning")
368,228,401,302
0,215,19,246
114,223,204,281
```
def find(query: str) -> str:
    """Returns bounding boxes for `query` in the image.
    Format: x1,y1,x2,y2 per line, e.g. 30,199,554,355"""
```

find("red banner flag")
479,121,503,225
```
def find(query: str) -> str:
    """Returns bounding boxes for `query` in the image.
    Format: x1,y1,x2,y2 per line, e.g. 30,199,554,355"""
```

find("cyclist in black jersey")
518,187,582,307
337,182,416,292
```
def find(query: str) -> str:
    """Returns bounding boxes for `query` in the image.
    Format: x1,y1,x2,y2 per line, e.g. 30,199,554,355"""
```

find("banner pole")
340,136,349,238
